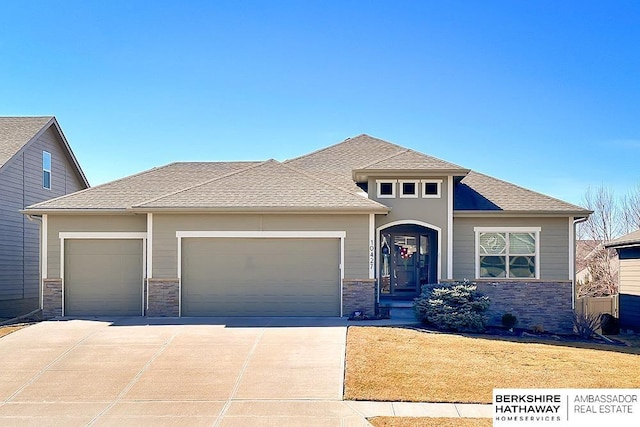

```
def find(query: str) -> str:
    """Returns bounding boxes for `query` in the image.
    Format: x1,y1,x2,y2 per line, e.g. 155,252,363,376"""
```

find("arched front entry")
378,223,439,299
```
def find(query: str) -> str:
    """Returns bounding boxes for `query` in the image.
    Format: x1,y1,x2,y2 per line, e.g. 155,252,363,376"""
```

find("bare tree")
621,183,640,234
577,186,620,297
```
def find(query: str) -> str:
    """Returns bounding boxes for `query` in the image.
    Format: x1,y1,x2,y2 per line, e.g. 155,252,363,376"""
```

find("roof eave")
21,208,132,215
605,241,640,249
129,206,390,214
353,168,470,182
454,210,592,218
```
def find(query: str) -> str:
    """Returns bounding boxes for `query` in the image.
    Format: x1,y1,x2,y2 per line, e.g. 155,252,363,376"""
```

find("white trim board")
176,230,346,239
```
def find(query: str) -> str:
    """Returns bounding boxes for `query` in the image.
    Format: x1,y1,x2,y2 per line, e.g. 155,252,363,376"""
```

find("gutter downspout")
25,214,43,310
572,216,589,310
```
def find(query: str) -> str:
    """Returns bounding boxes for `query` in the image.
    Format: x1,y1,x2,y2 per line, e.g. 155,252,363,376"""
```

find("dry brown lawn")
369,417,491,427
345,326,640,404
0,323,31,338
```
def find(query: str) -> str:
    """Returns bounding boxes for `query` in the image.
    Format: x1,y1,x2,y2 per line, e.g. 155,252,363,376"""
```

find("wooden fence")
576,295,619,319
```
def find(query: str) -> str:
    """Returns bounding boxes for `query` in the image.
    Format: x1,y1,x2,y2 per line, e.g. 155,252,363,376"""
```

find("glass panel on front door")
380,231,434,298
393,235,417,293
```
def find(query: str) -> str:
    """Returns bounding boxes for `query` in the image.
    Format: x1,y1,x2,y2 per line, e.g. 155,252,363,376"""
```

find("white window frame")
376,180,397,198
474,227,541,279
43,151,52,190
399,180,419,198
421,179,442,198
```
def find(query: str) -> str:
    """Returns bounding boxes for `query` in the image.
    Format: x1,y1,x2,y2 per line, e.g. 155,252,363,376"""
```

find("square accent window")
399,180,418,198
475,229,539,279
42,151,51,190
377,180,396,198
421,180,442,198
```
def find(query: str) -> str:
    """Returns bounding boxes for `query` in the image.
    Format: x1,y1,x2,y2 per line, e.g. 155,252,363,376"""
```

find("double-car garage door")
63,236,341,317
181,237,341,316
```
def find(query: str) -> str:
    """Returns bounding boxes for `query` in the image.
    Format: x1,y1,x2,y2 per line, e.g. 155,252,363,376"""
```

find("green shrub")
501,313,518,329
413,283,490,332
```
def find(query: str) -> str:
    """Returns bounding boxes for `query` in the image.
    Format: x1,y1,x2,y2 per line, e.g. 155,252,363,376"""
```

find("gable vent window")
43,151,52,190
399,180,419,198
376,180,397,198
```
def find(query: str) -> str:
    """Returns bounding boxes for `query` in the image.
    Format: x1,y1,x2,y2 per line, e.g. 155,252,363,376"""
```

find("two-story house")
24,134,589,333
0,117,88,317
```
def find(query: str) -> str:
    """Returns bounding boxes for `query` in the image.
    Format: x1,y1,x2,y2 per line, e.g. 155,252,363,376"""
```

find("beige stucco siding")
452,216,570,281
620,259,640,297
152,213,369,279
46,214,146,278
371,176,450,278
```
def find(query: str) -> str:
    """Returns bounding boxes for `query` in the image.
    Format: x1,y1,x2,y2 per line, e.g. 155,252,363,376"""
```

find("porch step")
388,306,418,321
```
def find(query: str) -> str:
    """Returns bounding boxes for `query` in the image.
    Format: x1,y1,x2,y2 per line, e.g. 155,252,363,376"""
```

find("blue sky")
1,1,638,206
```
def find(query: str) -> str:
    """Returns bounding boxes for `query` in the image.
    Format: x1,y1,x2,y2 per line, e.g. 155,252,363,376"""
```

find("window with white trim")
399,180,419,198
42,151,51,190
475,228,540,279
421,179,441,198
377,180,396,198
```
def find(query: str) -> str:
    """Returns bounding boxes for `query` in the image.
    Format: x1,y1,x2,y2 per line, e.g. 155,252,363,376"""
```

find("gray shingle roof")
25,132,589,215
285,134,407,190
134,160,388,211
28,162,258,210
0,117,53,168
454,171,589,213
357,148,466,172
605,229,640,249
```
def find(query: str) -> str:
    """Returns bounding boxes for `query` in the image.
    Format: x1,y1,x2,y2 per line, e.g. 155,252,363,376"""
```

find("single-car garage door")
64,239,144,316
181,238,341,316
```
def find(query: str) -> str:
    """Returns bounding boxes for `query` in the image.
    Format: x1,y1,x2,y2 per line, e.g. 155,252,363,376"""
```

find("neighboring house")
0,117,89,317
575,239,618,296
605,230,640,332
24,134,590,333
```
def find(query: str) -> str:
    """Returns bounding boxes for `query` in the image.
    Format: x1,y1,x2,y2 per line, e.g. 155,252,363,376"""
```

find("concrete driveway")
0,317,371,426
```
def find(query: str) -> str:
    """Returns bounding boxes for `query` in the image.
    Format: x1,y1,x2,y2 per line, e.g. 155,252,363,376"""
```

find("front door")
380,226,437,299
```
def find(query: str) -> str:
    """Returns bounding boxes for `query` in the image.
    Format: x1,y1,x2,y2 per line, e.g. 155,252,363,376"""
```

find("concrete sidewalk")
346,400,493,419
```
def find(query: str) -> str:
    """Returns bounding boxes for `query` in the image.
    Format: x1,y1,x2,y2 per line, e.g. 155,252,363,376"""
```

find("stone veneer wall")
146,279,180,317
475,281,574,334
42,278,62,319
342,279,376,318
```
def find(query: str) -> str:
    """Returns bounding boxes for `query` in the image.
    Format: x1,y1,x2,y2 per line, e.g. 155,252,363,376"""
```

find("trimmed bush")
413,283,490,332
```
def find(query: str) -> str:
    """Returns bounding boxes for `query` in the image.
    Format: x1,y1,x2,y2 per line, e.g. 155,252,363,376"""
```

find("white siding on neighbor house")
620,259,640,297
46,215,147,279
0,126,86,302
452,216,571,281
152,213,370,279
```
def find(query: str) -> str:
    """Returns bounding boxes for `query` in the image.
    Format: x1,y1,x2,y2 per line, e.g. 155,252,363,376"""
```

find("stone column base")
43,278,63,319
147,279,180,317
343,279,376,318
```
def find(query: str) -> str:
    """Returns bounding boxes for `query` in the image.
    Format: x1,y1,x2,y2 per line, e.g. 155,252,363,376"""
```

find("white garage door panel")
182,238,340,316
64,239,143,316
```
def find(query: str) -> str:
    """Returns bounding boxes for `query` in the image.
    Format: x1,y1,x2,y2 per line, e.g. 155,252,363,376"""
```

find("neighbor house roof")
605,230,640,249
0,116,89,187
0,116,54,168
